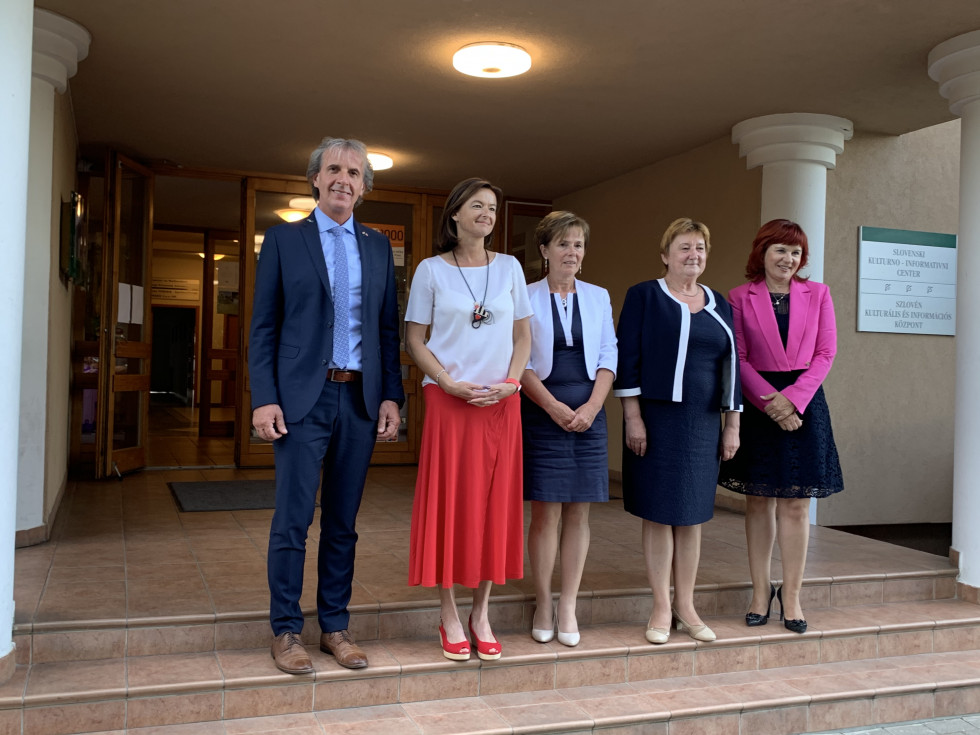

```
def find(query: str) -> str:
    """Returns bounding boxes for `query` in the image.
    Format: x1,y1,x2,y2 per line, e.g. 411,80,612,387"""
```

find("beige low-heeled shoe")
645,626,670,644
672,609,716,642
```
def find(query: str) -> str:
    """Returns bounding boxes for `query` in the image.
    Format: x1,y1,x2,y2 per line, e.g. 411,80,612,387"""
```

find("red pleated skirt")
408,384,525,588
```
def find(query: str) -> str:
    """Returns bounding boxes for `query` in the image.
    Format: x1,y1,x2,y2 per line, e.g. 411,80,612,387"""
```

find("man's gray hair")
306,137,374,203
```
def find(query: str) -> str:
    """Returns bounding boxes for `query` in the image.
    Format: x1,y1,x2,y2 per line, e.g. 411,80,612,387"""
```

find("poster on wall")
364,223,405,266
857,226,956,336
216,260,240,315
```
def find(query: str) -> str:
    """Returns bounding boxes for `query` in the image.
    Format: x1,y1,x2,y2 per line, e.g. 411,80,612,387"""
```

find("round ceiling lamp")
275,196,318,222
367,152,393,171
453,42,531,78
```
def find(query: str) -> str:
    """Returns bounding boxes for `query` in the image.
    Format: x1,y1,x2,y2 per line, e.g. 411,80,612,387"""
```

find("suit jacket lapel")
354,221,371,295
785,279,811,364
301,215,333,300
748,280,786,366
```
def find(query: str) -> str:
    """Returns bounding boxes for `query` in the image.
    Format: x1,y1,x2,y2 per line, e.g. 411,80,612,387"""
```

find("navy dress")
522,296,609,503
719,295,844,498
623,310,728,526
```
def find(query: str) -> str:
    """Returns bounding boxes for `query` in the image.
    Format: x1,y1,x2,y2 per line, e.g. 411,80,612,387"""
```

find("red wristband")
505,378,521,392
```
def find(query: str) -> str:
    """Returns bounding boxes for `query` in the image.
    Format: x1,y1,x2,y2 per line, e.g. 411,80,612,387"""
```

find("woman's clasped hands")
761,391,802,431
441,378,518,407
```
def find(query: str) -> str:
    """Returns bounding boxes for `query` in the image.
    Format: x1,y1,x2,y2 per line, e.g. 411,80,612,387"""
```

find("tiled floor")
15,466,958,632
809,713,980,733
11,466,972,735
146,400,235,468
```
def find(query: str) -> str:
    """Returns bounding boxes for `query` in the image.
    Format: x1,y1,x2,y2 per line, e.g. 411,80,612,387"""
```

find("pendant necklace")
452,249,494,328
769,291,789,315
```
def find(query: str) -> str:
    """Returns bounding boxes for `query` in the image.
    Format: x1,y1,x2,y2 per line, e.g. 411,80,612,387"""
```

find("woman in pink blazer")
719,220,843,634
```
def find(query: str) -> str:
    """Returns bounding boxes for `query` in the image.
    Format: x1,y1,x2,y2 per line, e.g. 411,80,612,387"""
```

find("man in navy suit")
249,137,404,673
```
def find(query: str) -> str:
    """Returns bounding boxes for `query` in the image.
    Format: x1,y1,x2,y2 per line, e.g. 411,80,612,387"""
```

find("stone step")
13,568,958,666
4,598,979,734
275,648,980,735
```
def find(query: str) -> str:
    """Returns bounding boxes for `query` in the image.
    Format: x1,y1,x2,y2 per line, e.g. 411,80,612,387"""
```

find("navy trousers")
267,379,376,635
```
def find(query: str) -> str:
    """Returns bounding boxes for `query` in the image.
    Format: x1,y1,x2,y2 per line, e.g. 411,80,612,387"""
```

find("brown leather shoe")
271,631,313,674
320,629,368,669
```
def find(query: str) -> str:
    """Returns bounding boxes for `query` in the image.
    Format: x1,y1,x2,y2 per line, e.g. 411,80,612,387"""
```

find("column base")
949,547,980,604
0,645,14,685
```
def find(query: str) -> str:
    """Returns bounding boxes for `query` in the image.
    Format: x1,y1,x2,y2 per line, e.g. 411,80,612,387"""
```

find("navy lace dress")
719,295,844,498
522,296,609,503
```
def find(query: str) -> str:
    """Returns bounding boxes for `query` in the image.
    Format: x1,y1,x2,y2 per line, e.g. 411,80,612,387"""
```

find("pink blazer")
729,278,837,413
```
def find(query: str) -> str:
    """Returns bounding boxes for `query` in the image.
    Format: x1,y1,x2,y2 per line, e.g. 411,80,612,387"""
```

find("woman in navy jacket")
615,217,741,645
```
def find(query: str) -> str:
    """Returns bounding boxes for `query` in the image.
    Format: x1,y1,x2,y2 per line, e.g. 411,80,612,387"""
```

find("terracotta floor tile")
639,685,741,717
126,691,224,729
126,651,223,693
25,658,126,700
223,712,323,733
23,700,126,735
493,699,593,730
118,722,226,735
315,704,418,734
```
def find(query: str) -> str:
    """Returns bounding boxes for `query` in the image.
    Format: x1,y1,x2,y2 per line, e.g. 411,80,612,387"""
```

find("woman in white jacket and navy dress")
521,211,617,647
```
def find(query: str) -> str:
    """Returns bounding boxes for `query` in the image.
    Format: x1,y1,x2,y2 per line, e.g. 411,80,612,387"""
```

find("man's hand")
253,404,287,441
377,400,401,441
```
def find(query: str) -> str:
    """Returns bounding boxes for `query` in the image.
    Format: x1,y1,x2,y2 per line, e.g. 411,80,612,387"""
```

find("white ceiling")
41,0,980,201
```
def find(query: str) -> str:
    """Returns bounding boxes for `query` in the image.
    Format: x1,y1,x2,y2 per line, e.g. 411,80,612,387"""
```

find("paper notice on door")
117,283,131,324
131,285,144,325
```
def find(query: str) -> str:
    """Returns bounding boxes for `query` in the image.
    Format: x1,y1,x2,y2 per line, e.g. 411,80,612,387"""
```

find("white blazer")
526,278,618,380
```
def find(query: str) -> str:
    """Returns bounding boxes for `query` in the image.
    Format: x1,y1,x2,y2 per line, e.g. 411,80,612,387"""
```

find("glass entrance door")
100,154,154,476
199,232,240,437
236,178,425,467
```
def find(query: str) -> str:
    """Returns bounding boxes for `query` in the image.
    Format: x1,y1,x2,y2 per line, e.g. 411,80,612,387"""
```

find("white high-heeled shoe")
556,610,580,647
531,609,555,643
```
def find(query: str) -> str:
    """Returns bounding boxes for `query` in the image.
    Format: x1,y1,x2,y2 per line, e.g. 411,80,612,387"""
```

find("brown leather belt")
327,369,362,383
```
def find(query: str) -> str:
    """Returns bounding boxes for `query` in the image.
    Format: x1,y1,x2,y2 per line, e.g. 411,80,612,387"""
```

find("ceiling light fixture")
274,209,309,222
453,42,531,78
367,152,393,171
275,197,317,222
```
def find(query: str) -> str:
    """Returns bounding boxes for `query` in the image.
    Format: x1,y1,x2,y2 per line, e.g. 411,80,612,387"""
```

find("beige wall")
44,91,77,527
555,123,959,527
820,122,959,525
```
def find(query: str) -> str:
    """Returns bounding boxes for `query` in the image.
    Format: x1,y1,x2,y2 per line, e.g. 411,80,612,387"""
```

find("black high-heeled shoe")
776,586,807,634
745,583,776,627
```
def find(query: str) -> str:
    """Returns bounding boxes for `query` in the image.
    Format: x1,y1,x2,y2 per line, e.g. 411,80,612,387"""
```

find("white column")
19,10,90,534
732,113,854,282
929,30,980,590
0,0,35,681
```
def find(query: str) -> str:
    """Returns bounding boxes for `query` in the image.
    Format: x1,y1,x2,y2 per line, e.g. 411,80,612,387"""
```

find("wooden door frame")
99,153,155,477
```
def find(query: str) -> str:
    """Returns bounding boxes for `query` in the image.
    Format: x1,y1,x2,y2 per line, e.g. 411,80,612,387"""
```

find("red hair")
744,219,809,282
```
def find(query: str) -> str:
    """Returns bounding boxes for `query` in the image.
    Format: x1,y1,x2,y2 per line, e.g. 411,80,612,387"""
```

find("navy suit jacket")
248,213,405,423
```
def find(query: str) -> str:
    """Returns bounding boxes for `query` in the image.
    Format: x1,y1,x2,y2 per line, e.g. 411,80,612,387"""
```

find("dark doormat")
169,480,277,512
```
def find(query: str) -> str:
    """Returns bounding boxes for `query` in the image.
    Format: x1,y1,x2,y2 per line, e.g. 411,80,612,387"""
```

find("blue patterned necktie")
330,227,349,367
